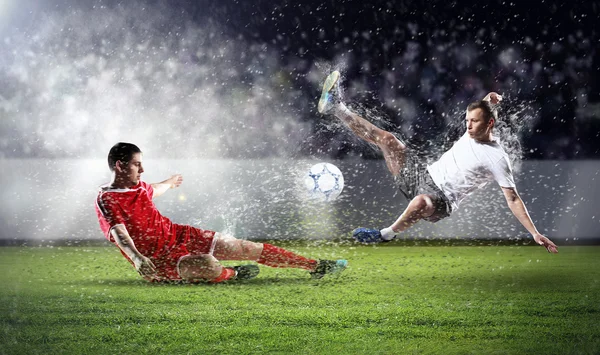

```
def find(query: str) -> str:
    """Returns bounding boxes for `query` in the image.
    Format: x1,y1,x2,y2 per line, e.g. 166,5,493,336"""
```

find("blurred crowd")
318,27,599,160
1,0,597,160
228,0,599,160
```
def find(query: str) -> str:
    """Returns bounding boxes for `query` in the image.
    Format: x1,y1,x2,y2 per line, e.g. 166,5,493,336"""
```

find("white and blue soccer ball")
304,162,344,201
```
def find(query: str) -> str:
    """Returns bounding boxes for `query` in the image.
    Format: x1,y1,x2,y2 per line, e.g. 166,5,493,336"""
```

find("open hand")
134,255,157,279
484,92,503,104
168,174,183,189
533,233,558,254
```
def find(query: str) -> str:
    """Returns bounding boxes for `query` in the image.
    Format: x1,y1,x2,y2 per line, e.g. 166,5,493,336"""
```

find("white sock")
380,227,397,241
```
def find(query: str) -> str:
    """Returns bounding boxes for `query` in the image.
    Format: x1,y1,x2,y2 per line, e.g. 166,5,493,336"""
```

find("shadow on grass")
62,276,329,288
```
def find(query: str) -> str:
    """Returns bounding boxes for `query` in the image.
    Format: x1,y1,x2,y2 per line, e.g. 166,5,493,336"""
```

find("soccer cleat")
317,70,341,114
232,265,260,280
310,259,348,279
352,227,392,244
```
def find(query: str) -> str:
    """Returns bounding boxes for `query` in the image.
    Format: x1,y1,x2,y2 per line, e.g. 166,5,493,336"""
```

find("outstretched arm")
483,92,503,104
151,174,183,198
110,225,157,279
501,187,558,253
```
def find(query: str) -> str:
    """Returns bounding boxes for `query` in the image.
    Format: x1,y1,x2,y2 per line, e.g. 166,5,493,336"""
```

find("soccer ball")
304,162,344,201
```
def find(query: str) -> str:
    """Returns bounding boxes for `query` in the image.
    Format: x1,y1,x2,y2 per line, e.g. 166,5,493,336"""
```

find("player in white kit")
318,71,558,253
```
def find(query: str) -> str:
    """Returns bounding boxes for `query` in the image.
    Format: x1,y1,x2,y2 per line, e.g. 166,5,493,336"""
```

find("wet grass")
1,243,599,354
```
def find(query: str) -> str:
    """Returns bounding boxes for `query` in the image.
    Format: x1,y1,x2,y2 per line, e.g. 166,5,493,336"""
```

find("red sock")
211,267,236,283
257,244,317,270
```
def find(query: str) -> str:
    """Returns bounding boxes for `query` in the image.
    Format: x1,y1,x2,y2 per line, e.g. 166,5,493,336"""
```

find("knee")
410,195,435,216
380,131,396,146
178,254,221,281
380,131,405,151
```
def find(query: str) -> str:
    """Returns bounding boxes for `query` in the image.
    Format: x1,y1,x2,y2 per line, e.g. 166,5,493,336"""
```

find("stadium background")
0,0,598,243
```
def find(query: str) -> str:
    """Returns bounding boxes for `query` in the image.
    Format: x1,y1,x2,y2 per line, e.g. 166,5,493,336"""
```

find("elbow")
503,188,519,203
504,195,519,208
109,226,128,245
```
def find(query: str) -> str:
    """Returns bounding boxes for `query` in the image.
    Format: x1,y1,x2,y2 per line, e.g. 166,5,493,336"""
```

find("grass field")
1,242,599,354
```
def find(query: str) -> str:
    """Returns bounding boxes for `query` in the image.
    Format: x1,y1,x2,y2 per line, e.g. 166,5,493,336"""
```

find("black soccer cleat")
310,259,348,279
232,265,260,280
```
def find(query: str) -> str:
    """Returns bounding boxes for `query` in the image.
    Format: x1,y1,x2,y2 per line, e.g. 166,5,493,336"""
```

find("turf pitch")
1,242,599,354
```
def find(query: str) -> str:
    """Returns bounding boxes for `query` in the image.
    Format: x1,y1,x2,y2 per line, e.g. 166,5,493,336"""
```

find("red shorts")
150,224,217,282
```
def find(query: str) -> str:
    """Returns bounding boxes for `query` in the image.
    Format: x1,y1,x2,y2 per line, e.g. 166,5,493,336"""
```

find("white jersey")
427,132,515,211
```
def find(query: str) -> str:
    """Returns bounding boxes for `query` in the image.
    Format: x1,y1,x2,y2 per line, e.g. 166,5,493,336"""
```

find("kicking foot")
310,259,348,279
352,227,393,244
317,70,342,114
232,265,260,280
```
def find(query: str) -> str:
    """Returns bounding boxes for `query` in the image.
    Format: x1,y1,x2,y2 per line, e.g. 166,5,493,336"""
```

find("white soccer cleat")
317,70,341,114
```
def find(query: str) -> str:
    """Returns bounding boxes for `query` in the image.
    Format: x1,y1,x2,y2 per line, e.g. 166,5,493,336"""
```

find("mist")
0,1,320,159
1,0,598,243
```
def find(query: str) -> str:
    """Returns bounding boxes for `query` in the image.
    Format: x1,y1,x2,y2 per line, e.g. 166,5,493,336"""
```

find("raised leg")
319,71,408,176
333,107,407,176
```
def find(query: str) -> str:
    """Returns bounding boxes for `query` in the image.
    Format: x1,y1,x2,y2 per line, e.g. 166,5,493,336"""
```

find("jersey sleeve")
492,156,516,188
141,181,154,199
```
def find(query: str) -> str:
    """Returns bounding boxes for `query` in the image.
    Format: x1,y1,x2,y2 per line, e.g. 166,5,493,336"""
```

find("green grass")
1,243,599,354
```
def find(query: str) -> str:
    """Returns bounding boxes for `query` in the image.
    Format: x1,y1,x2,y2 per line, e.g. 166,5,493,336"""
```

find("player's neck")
110,176,136,189
474,132,494,143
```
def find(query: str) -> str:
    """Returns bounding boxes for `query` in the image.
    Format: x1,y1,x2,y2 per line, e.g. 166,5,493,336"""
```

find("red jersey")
95,181,177,259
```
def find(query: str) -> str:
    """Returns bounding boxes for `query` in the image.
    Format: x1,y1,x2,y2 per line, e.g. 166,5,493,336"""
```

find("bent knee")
411,195,436,216
178,254,220,280
380,131,405,151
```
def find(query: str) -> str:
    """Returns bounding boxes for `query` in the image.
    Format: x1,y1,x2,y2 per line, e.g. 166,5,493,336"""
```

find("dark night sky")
1,0,598,159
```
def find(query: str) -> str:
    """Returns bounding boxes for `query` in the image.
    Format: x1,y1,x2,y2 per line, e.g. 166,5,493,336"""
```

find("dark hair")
467,100,498,123
107,142,142,171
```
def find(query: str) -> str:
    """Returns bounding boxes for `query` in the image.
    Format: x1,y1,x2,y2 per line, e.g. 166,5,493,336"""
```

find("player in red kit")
95,142,348,283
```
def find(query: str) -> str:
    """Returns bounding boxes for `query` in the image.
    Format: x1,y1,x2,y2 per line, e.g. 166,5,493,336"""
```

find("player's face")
465,108,493,142
119,152,144,186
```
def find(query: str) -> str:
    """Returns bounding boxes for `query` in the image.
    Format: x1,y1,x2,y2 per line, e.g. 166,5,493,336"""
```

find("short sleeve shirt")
95,181,177,258
427,133,516,211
